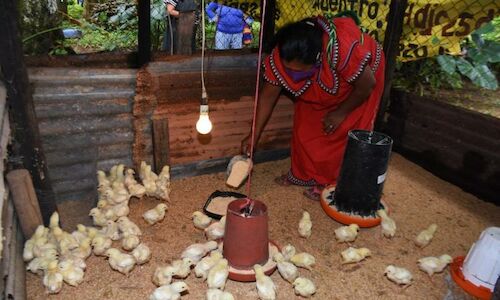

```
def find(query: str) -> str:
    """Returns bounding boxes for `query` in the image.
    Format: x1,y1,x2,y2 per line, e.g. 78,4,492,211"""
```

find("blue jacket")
205,2,253,34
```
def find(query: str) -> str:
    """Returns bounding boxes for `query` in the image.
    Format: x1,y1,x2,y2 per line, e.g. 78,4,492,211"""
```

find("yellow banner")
226,0,499,61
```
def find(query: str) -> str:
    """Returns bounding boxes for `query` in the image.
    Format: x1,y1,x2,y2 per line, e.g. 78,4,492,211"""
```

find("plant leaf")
436,55,457,74
473,64,498,90
456,57,477,80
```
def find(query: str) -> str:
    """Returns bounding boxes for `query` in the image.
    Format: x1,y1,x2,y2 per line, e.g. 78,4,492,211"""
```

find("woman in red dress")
242,15,385,200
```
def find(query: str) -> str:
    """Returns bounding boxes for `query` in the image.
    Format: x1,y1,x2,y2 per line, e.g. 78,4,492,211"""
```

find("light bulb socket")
200,104,209,114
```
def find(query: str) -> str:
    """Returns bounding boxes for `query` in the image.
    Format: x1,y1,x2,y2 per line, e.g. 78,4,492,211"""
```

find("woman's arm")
166,3,180,16
323,66,376,134
241,82,282,154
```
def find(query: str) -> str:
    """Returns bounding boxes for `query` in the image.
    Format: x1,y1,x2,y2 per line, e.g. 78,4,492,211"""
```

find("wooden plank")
152,114,170,173
138,0,151,66
176,11,195,55
6,169,44,238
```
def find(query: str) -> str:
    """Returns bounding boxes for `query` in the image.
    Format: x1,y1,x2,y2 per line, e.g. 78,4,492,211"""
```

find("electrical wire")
245,0,268,199
201,0,207,101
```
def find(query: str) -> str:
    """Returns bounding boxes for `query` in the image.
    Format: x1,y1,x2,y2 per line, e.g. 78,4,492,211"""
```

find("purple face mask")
284,64,319,82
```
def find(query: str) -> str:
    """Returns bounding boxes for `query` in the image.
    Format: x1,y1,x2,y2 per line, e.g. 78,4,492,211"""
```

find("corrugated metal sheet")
387,89,500,204
29,68,137,202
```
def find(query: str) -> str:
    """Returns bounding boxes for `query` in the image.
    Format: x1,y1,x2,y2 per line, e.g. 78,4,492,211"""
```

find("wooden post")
0,0,58,225
152,113,170,173
176,11,195,55
375,0,408,130
138,0,151,66
261,0,276,52
6,169,44,238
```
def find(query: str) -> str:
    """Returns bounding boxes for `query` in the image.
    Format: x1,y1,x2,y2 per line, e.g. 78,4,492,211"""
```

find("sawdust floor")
26,153,500,300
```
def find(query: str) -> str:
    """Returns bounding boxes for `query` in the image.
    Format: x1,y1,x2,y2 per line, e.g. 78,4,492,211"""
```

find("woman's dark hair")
274,18,323,65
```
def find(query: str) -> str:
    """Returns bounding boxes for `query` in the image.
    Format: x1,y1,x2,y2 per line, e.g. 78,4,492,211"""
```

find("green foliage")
396,19,499,92
67,3,83,20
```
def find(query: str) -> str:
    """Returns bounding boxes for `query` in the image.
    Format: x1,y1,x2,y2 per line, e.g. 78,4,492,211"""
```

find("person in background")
163,0,197,54
205,1,253,50
241,14,385,201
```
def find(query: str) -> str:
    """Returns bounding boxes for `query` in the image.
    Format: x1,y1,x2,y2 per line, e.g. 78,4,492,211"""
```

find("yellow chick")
181,240,218,263
140,161,159,181
89,208,107,227
59,255,87,271
49,211,60,229
155,165,171,201
205,216,226,240
91,235,112,256
194,250,223,280
341,247,371,264
298,211,312,238
172,257,195,279
24,225,49,261
117,216,142,236
417,254,452,276
206,288,235,300
143,203,168,225
207,258,229,290
385,265,413,286
114,164,126,184
109,181,130,204
377,209,396,238
112,202,130,218
334,224,359,243
51,227,79,254
149,281,188,300
132,243,152,265
152,265,176,286
71,224,88,244
26,249,58,274
108,165,119,183
292,277,316,298
192,211,212,230
87,227,100,240
71,237,92,259
254,264,277,300
101,220,121,241
415,224,438,248
281,244,296,261
122,233,140,251
290,252,316,270
58,260,84,286
273,252,298,283
124,168,138,187
43,260,63,294
97,170,111,192
128,182,146,198
105,248,136,275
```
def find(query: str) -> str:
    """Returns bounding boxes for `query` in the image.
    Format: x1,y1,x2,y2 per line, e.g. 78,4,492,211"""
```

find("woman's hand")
322,109,348,134
240,134,252,156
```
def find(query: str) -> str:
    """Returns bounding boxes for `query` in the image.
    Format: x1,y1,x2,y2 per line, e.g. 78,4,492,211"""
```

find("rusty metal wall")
386,89,500,204
133,54,294,172
29,68,137,203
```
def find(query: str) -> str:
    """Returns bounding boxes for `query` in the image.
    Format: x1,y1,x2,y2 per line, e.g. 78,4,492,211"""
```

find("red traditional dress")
263,16,385,186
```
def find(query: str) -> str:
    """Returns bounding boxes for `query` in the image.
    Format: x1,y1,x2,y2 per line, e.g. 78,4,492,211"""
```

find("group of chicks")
24,161,171,294
149,212,229,300
298,208,452,288
150,210,318,300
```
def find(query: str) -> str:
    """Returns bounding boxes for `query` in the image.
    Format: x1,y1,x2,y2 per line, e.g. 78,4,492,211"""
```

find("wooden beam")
375,0,408,130
152,113,170,173
0,0,58,225
261,0,276,52
6,169,44,238
138,0,151,66
176,11,195,55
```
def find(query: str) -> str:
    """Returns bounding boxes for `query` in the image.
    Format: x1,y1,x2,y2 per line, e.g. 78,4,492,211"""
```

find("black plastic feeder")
329,130,393,217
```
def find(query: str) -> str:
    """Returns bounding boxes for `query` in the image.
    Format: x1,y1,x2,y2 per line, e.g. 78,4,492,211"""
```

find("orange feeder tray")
320,185,388,228
450,256,493,300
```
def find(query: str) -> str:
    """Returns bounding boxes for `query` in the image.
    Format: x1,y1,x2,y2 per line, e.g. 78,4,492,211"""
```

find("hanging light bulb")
196,90,212,134
196,105,212,134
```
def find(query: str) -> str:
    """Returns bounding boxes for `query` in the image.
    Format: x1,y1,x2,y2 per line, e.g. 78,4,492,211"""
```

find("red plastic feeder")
222,198,277,282
320,186,384,228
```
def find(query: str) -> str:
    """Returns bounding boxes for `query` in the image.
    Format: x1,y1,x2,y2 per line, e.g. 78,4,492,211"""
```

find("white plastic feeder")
451,226,500,299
